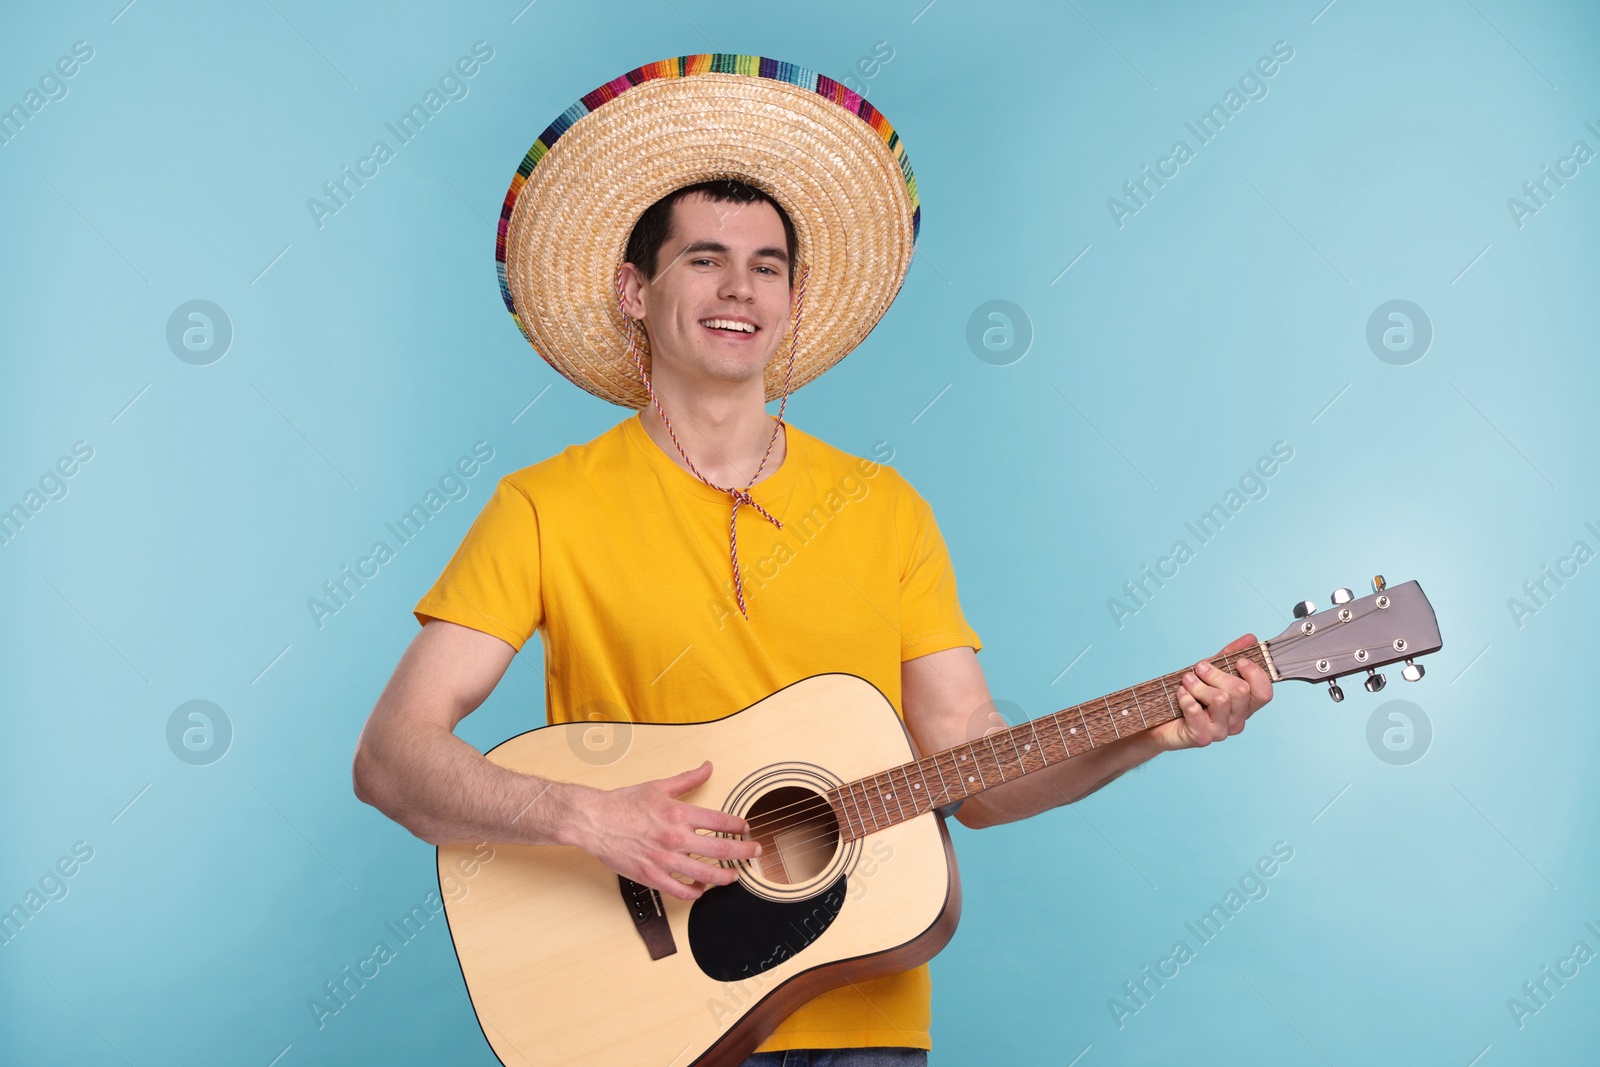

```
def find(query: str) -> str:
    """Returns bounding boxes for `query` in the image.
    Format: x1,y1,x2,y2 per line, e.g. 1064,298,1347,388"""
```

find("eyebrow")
677,239,790,266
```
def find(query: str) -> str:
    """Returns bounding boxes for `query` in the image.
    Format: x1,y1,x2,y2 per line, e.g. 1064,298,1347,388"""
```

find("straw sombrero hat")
496,54,921,408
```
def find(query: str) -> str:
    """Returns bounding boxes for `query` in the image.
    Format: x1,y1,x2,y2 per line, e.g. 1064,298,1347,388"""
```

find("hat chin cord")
617,261,810,620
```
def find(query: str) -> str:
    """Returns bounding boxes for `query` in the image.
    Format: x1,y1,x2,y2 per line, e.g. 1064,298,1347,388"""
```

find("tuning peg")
1372,575,1386,593
1331,588,1354,605
1402,659,1425,682
1363,669,1386,693
1327,681,1344,703
1293,600,1316,619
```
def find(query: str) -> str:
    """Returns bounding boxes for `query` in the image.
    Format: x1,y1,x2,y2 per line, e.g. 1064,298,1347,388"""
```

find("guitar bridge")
618,875,677,960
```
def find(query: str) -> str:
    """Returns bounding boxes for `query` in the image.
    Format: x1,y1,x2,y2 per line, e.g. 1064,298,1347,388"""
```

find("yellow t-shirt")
413,412,982,1052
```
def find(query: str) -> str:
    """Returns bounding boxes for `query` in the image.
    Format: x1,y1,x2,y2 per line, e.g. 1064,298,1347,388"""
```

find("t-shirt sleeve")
412,476,543,652
898,478,983,661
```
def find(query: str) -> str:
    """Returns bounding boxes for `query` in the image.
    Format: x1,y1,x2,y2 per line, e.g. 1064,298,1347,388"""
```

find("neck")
636,380,785,489
830,644,1275,840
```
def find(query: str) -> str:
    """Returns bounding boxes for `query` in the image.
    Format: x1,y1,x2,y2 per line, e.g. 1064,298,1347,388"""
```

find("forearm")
354,714,757,900
353,719,587,848
957,729,1165,829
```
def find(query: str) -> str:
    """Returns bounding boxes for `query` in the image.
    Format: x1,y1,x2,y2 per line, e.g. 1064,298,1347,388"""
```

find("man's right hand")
354,622,760,901
562,760,761,901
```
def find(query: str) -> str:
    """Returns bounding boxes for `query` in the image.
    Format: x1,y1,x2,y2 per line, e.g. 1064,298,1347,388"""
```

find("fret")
1113,692,1135,732
957,742,985,792
930,751,953,808
1028,721,1047,770
882,771,907,823
911,758,934,815
836,788,859,842
1129,684,1149,729
856,780,879,833
1103,696,1121,739
970,741,988,790
1158,672,1177,719
1050,710,1074,761
895,768,912,821
999,725,1027,777
1076,704,1095,745
942,752,963,800
983,734,1007,783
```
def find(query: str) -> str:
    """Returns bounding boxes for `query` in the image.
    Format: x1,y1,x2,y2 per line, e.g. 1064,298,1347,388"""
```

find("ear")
618,262,648,320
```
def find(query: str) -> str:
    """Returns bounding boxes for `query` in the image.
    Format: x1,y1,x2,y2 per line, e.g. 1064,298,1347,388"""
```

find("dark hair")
624,179,797,287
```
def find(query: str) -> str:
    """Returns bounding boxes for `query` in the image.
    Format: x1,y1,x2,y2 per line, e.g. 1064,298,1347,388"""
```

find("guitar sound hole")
745,786,838,886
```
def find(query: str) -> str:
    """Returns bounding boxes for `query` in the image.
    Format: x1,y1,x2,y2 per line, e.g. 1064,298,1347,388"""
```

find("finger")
1216,632,1256,657
652,873,702,901
1187,664,1232,708
665,851,739,889
1237,657,1273,706
692,827,761,861
684,839,755,874
655,760,713,799
1183,669,1230,742
626,860,704,901
1176,687,1212,747
1201,660,1252,703
643,853,736,899
681,802,751,838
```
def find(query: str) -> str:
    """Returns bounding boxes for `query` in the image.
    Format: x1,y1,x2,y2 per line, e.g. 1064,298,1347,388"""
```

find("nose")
719,265,755,303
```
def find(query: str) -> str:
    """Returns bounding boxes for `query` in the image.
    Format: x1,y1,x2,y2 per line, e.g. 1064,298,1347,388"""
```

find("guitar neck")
829,643,1276,841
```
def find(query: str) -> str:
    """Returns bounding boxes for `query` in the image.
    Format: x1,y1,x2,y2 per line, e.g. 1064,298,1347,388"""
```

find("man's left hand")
1151,633,1274,751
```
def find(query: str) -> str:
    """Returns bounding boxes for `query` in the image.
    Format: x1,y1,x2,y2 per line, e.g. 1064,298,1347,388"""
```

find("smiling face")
620,192,794,398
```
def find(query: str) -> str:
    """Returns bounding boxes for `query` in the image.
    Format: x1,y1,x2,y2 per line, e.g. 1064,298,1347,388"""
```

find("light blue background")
2,1,1596,1064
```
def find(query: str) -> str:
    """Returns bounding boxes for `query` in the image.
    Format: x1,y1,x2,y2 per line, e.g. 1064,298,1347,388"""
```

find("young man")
352,56,1271,1067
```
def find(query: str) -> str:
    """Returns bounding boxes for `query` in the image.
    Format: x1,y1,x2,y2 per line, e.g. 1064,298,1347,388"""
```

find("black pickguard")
686,873,848,982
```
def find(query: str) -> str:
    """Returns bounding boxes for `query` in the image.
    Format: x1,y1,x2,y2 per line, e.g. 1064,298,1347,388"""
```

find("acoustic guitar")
438,577,1441,1066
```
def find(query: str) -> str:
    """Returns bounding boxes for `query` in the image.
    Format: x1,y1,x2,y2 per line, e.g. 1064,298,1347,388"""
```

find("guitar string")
1263,627,1415,670
733,624,1428,870
726,671,1235,870
1262,613,1413,660
675,646,1250,844
698,623,1423,869
673,605,1426,879
1269,646,1404,671
695,651,1261,840
717,640,1309,851
701,658,1259,870
727,678,1211,870
709,661,1405,871
685,604,1411,839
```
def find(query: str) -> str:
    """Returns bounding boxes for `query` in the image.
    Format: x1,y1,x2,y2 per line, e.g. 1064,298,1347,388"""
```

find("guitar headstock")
1265,577,1442,701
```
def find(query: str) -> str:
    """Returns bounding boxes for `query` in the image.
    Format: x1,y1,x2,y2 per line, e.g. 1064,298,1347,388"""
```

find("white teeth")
701,318,755,333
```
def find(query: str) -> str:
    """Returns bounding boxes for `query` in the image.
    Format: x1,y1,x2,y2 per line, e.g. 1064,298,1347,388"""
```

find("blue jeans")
740,1051,927,1067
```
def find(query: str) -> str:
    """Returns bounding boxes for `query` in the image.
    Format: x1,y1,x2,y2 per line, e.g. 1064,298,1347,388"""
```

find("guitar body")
438,673,962,1067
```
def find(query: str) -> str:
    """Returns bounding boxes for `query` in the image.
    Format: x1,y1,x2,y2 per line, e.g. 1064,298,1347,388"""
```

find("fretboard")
829,644,1272,841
